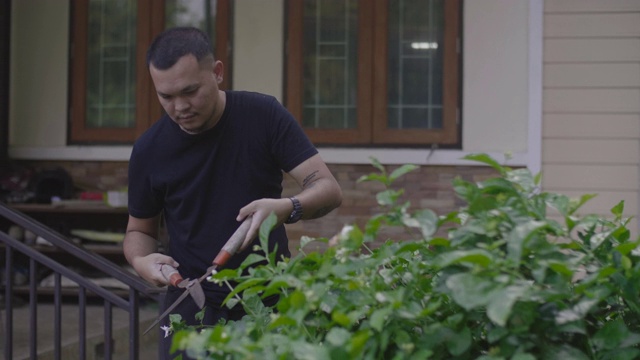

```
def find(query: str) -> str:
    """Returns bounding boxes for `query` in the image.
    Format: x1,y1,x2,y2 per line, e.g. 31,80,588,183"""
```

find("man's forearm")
123,231,159,266
295,177,342,220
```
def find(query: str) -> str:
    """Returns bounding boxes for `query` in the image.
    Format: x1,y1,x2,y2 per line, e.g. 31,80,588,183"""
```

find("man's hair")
146,27,213,70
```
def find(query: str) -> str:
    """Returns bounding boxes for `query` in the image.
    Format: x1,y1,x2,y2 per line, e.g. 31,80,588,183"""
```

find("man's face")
149,54,224,134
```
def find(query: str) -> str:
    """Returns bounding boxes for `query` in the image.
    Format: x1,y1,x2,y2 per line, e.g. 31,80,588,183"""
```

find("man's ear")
213,60,224,84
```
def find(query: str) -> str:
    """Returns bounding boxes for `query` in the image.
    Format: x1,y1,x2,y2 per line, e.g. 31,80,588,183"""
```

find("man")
123,27,342,357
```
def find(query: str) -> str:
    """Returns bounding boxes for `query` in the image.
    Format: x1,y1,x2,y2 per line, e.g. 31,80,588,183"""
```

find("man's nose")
174,97,190,111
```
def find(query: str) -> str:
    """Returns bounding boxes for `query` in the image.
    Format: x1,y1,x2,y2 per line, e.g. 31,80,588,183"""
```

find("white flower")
160,325,172,338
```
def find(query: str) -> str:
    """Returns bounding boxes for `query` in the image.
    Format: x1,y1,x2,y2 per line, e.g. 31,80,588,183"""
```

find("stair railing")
0,203,163,360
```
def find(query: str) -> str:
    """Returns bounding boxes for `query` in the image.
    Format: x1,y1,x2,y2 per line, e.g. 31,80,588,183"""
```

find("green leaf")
555,297,599,325
568,193,597,215
478,178,516,194
357,173,387,185
547,260,574,278
541,344,589,360
462,153,507,175
194,308,206,322
506,221,547,263
616,241,640,256
292,341,332,360
225,297,239,309
259,212,278,258
407,209,438,238
446,326,471,356
486,284,529,326
325,328,352,346
332,311,352,327
512,354,537,360
592,320,630,350
506,168,536,192
611,200,625,217
370,307,392,332
446,273,498,310
389,164,418,183
377,189,403,206
267,314,297,330
436,249,494,268
598,349,640,360
370,157,385,173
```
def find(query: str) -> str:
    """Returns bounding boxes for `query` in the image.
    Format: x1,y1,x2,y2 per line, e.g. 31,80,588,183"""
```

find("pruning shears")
143,216,253,335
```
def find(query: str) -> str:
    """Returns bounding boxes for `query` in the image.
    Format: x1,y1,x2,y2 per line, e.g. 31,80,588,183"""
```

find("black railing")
0,203,163,359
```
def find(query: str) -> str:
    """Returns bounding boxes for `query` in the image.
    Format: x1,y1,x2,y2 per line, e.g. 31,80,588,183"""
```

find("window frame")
286,0,461,147
69,0,231,144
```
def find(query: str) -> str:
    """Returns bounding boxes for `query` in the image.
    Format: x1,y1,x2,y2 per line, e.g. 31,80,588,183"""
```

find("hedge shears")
144,216,253,335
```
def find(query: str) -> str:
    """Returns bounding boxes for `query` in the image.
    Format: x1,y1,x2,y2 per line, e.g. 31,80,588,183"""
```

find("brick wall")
14,160,498,253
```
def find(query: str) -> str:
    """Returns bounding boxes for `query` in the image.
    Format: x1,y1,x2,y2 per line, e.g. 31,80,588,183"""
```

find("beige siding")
544,114,640,139
543,164,638,191
543,0,640,236
545,0,640,13
544,39,640,63
544,64,640,88
542,139,639,164
545,13,640,37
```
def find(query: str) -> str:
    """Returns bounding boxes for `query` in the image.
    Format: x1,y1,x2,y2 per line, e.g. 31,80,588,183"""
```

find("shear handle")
212,216,253,267
160,264,183,287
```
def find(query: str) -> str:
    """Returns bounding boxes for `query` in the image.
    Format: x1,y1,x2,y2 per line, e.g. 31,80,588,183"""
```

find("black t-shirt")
128,91,317,304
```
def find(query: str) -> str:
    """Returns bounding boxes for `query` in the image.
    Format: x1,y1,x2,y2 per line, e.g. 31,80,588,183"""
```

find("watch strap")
285,196,303,224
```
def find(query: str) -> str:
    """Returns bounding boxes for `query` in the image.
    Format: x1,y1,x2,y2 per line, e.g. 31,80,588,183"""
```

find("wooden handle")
212,216,253,267
161,264,183,287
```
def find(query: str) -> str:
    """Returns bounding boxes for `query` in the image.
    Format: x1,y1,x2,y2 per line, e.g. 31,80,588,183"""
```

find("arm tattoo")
302,170,320,189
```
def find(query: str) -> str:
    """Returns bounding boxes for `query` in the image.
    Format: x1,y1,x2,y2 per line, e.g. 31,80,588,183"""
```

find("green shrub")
169,154,638,360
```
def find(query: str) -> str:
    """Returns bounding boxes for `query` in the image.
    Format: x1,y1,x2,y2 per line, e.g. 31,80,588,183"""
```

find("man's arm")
123,214,179,286
286,153,343,220
237,154,342,248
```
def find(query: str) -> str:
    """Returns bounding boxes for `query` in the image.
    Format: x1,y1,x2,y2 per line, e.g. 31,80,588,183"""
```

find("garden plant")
168,154,639,359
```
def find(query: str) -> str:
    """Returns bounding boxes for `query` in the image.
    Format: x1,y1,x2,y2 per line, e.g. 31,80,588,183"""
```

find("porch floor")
1,298,160,360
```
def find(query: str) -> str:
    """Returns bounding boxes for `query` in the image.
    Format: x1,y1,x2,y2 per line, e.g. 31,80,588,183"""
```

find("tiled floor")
1,299,160,360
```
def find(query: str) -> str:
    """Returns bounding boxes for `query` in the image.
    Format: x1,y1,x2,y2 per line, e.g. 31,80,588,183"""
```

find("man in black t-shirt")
123,27,342,358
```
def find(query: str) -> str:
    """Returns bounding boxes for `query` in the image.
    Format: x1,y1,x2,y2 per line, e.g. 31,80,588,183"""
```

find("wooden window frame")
286,0,461,147
69,0,231,144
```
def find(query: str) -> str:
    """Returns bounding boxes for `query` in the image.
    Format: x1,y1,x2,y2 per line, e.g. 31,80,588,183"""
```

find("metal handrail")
0,202,163,359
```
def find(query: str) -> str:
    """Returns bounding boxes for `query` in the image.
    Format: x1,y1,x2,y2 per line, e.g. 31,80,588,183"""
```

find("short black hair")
146,27,213,70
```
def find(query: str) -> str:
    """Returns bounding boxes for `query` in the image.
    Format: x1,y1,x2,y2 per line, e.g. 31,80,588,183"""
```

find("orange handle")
161,264,183,287
212,216,253,267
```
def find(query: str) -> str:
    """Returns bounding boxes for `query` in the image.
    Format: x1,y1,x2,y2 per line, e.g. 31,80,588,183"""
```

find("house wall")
542,0,640,234
8,0,536,168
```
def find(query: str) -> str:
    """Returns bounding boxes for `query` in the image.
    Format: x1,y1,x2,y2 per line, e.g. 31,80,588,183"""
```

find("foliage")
169,154,639,359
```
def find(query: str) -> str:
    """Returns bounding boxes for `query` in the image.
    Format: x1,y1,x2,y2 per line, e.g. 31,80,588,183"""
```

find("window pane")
302,0,358,130
87,0,137,129
387,0,444,130
165,0,218,50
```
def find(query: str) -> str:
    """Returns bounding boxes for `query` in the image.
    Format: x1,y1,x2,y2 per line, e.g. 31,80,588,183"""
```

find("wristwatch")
285,196,303,224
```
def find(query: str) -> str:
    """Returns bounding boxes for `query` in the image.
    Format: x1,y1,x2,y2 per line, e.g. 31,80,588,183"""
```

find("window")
286,0,461,146
69,0,231,144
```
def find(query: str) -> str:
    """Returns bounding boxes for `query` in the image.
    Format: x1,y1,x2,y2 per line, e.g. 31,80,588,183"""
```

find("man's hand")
236,198,292,251
131,253,180,287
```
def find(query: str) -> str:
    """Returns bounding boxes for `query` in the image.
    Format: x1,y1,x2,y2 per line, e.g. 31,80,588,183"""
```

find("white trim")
9,146,133,161
318,148,529,166
527,0,544,176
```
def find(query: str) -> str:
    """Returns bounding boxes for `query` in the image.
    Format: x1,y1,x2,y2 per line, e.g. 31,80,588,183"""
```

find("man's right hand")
131,253,180,287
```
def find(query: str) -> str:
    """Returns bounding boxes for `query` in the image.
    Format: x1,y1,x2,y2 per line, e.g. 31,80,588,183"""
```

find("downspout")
0,0,10,168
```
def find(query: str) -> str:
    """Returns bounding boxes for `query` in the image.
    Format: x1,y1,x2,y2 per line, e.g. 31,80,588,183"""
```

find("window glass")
301,0,358,130
86,0,137,129
165,0,218,37
387,0,444,130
